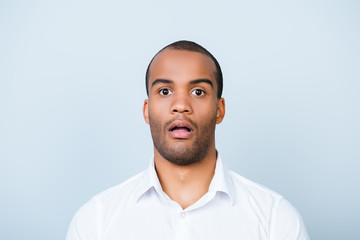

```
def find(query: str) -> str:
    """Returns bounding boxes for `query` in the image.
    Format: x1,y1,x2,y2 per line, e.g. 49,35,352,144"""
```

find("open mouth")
168,120,193,138
170,126,192,132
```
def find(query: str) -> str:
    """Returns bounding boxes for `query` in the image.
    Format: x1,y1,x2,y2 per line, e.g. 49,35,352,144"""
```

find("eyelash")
158,88,206,96
191,89,205,96
159,88,173,96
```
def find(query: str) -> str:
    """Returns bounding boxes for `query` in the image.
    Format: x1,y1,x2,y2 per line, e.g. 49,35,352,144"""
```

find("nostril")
171,103,191,113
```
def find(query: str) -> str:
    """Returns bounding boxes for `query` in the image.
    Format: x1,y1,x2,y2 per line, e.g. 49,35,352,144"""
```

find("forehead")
148,49,217,84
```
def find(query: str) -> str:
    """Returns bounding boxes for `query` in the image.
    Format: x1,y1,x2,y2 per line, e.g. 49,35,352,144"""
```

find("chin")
157,145,208,166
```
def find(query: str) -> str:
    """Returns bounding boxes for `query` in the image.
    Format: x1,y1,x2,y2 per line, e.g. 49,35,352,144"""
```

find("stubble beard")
149,114,217,166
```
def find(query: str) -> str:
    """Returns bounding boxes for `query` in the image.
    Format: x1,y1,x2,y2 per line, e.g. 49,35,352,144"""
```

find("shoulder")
91,170,146,205
65,170,147,240
228,171,309,240
272,198,310,240
229,170,283,203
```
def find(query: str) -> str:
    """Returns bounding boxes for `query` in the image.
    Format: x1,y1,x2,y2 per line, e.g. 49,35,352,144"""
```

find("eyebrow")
151,79,173,88
189,79,213,88
151,78,214,88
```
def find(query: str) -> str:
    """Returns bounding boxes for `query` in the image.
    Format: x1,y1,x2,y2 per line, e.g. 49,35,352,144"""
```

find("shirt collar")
135,154,235,205
208,154,236,205
134,157,162,202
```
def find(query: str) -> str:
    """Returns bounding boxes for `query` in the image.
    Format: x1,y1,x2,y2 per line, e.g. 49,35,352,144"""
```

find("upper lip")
168,120,193,132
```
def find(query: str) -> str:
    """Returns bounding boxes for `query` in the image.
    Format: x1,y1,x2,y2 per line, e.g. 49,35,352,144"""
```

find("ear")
143,99,150,124
216,97,225,124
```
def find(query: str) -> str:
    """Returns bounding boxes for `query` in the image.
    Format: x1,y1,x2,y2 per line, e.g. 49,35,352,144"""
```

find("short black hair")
145,40,223,99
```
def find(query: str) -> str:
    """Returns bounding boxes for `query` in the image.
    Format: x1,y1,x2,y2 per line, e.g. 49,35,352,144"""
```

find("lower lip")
169,129,193,139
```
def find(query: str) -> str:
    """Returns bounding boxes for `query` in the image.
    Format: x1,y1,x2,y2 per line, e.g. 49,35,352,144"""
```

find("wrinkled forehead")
148,49,218,84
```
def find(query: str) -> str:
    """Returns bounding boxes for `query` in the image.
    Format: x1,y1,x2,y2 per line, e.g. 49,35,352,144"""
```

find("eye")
159,88,173,96
191,89,205,96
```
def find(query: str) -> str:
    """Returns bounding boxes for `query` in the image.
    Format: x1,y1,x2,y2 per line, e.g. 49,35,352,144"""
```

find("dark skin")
143,49,225,209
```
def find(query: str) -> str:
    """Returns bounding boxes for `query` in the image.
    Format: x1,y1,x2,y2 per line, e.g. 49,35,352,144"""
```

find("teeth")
171,126,191,132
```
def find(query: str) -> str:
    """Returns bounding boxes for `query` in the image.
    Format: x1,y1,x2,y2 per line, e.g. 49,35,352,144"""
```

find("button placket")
174,211,189,240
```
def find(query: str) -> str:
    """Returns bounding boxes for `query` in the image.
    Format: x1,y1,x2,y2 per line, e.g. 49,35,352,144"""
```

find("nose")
171,94,192,114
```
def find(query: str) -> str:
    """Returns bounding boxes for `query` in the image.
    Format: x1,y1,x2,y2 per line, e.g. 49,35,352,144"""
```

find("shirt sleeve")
65,198,100,240
272,198,310,240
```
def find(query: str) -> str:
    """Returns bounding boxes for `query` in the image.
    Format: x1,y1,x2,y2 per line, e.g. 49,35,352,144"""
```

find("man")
66,40,310,240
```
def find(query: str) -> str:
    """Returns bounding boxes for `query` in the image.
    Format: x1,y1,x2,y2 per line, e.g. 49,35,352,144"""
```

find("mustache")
165,117,198,130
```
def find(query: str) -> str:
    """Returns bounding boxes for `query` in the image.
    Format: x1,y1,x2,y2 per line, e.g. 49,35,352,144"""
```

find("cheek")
149,99,170,114
194,108,217,131
148,104,166,129
194,100,218,117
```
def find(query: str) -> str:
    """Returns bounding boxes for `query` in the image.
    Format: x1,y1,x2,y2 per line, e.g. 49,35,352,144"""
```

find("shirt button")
180,212,186,218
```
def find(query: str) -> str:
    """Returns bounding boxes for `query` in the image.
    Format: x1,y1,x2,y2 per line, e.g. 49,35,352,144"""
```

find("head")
143,40,225,166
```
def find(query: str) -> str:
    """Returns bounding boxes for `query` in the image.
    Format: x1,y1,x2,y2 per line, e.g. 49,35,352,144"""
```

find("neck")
154,146,217,209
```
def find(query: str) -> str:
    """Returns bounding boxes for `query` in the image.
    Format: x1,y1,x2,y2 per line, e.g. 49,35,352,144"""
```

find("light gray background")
1,0,359,239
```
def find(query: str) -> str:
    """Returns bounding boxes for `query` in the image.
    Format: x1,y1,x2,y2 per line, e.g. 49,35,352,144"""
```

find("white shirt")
66,156,309,240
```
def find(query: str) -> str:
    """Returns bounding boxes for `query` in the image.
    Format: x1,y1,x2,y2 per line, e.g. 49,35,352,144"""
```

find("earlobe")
216,98,225,124
143,99,149,124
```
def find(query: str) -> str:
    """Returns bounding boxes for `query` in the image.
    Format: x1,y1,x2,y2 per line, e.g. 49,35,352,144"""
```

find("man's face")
143,49,225,165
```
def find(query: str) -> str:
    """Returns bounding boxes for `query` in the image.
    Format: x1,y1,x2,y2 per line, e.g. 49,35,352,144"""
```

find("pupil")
163,89,168,95
196,90,201,95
